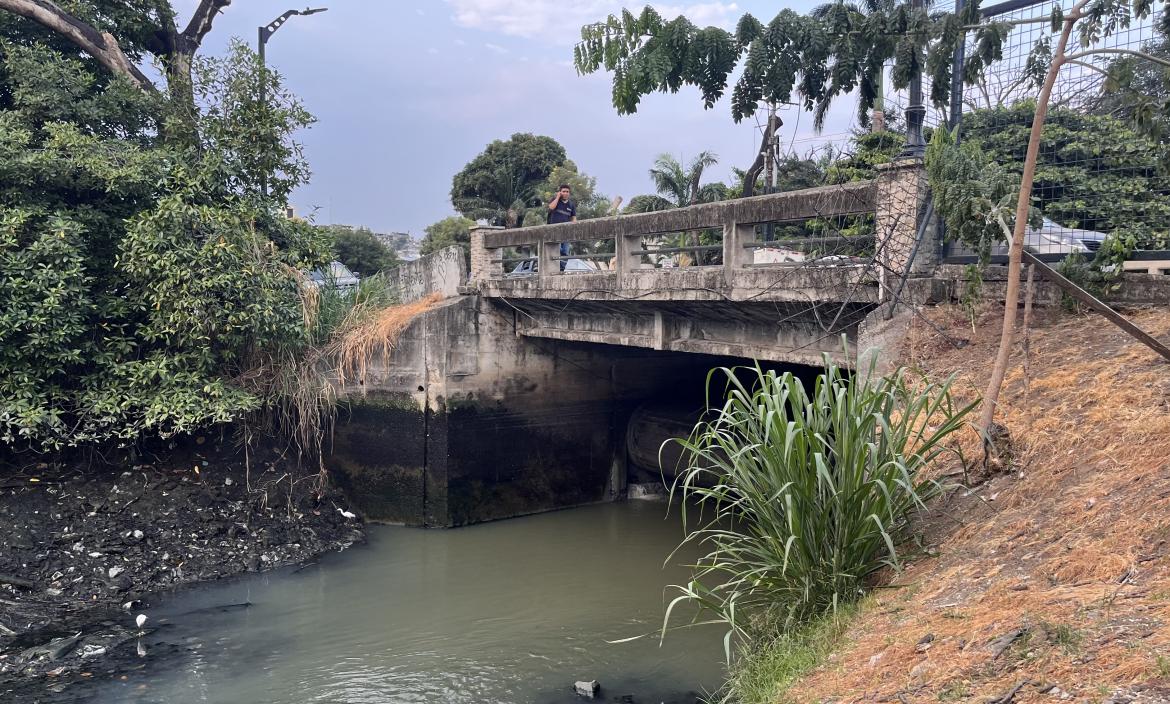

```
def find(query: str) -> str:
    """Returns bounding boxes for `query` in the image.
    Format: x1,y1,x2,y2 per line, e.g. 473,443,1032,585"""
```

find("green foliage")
623,194,676,213
925,125,1031,261
450,133,566,227
192,42,314,204
625,152,726,212
326,225,401,277
722,603,862,704
962,103,1170,280
962,103,1170,238
0,36,329,450
1096,33,1170,139
666,360,974,653
925,125,1036,320
826,131,905,183
521,160,613,226
623,152,727,264
575,3,1010,127
420,215,475,257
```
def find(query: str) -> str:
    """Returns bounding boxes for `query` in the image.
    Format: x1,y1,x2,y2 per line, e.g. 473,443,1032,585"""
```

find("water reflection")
88,501,724,703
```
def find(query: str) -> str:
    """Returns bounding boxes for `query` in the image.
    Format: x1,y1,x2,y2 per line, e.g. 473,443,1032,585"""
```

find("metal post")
258,26,267,197
256,8,328,199
898,0,927,159
938,0,968,260
948,0,967,133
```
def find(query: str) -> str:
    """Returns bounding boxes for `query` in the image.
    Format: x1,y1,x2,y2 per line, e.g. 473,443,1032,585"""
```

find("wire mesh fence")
946,0,1170,265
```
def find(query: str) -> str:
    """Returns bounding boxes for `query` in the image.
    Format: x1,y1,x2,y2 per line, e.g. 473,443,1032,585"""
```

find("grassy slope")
776,304,1170,703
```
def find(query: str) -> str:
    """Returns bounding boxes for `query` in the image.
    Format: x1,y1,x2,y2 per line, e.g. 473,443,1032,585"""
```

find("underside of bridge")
326,294,838,527
498,296,876,368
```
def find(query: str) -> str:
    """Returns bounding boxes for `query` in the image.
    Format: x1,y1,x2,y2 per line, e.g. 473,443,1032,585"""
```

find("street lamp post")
899,0,927,159
257,7,327,196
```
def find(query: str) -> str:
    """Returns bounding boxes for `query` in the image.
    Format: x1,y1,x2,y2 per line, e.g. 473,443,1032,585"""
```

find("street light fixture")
257,7,327,196
259,7,328,65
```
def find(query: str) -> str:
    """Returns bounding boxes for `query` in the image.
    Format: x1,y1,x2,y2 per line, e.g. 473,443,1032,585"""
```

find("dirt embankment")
0,440,364,701
785,304,1170,704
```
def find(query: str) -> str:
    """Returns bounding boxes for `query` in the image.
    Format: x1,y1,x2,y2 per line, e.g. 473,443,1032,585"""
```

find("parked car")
992,218,1108,255
308,261,360,291
507,258,597,276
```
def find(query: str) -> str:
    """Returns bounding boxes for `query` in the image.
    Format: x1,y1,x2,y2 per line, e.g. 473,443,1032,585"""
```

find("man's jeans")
559,242,570,271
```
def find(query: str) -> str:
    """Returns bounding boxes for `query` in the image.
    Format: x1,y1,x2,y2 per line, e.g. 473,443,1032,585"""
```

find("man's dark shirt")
547,198,576,224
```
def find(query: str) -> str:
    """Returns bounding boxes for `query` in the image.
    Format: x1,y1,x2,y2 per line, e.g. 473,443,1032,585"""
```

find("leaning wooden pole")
977,8,1079,433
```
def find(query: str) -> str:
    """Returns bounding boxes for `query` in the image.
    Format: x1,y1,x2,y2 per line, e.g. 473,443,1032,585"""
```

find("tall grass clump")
246,272,403,483
665,359,974,659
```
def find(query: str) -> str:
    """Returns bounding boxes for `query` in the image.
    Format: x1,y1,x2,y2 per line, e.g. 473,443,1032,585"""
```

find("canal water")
87,501,727,703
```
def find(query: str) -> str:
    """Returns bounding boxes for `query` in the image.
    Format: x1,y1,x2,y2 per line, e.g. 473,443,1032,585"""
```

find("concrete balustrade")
467,178,928,290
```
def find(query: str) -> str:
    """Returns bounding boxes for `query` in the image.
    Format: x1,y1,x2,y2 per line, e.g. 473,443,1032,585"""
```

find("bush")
666,359,974,656
0,38,330,450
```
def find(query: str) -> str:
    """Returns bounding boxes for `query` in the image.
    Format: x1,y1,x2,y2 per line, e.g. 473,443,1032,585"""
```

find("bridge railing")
469,159,932,295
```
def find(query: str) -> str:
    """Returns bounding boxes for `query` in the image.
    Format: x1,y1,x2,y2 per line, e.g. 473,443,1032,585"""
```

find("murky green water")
89,501,726,703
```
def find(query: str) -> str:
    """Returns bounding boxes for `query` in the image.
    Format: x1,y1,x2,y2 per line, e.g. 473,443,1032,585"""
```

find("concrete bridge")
328,159,939,527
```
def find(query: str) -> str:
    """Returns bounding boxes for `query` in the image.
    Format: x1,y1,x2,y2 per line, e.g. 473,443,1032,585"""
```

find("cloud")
454,38,467,45
428,47,439,54
416,7,425,14
445,1,739,42
484,42,509,54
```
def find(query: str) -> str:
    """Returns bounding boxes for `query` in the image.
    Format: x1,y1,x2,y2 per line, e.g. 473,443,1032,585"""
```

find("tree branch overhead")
0,0,155,89
182,0,232,47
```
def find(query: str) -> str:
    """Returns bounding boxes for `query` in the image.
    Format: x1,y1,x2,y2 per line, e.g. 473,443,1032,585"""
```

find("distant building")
376,231,421,261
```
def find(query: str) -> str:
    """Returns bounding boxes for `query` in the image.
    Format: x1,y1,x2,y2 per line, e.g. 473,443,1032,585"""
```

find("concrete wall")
327,294,718,526
387,245,466,303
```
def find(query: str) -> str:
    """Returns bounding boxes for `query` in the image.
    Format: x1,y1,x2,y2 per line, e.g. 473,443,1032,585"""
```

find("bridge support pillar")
469,224,504,282
722,221,755,275
875,158,936,301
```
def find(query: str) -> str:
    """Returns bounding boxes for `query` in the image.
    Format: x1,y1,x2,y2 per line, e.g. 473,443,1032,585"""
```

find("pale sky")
177,1,872,236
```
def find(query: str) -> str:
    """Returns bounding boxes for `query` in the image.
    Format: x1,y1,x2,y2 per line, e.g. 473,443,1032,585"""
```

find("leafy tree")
326,225,401,277
420,215,475,256
450,133,566,228
925,125,1037,320
0,37,330,450
521,161,613,226
1087,28,1170,136
0,0,236,124
573,4,1007,129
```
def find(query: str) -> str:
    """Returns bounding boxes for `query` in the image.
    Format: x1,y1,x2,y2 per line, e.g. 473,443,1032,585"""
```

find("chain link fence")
945,0,1170,271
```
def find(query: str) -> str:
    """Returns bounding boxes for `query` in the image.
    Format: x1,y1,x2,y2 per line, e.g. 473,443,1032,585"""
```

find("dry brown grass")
332,292,443,390
783,304,1170,703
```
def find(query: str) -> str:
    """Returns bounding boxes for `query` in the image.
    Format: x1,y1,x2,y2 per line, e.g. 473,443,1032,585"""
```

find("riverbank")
0,441,364,701
753,304,1170,703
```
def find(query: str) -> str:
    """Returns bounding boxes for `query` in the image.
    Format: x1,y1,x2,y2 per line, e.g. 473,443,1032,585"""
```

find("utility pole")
763,104,777,196
257,7,328,197
764,104,779,241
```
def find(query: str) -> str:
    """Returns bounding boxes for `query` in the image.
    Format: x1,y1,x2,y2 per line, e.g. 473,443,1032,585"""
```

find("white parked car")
992,218,1108,255
308,261,360,291
507,258,597,276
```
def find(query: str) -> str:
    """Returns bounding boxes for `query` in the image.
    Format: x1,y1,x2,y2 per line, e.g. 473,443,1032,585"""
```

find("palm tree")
626,152,728,264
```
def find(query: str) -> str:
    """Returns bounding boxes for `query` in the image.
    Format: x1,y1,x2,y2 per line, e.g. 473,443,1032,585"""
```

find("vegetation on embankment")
665,359,974,701
732,304,1170,703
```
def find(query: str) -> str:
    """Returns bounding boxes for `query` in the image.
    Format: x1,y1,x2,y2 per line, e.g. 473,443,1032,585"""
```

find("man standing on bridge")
547,184,576,271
